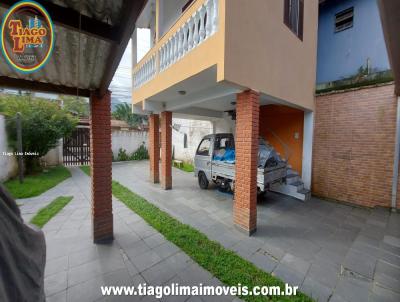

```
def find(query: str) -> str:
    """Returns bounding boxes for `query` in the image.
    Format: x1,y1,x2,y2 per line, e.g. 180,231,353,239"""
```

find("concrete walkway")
111,161,400,302
19,167,240,302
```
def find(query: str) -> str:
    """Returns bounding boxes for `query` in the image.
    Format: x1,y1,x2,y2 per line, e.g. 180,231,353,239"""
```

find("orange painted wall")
259,105,304,175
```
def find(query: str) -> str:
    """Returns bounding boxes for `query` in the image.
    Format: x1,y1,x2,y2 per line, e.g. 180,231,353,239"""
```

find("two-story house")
131,0,319,234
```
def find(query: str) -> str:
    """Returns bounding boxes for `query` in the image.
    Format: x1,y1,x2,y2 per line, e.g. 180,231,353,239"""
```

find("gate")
63,127,90,166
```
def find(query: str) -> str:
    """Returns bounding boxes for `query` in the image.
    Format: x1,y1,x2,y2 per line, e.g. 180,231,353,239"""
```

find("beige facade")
132,0,319,113
224,0,318,111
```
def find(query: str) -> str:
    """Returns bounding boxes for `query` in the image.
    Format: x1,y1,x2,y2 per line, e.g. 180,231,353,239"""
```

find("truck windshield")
196,138,211,156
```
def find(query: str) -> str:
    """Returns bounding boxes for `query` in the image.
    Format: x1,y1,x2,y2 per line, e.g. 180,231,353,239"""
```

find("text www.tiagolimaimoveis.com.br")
101,283,299,299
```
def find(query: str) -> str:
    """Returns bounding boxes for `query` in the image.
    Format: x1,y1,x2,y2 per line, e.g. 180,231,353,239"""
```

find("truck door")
195,137,212,180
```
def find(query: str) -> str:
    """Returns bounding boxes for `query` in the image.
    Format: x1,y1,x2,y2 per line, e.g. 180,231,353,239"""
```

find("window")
214,137,234,151
284,0,304,40
183,133,188,149
335,7,354,32
196,138,211,156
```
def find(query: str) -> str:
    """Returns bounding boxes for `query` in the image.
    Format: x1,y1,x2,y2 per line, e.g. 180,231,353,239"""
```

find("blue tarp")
213,148,235,163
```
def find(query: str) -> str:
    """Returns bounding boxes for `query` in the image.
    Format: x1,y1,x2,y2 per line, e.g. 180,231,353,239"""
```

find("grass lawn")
175,162,194,173
4,166,71,199
30,196,73,228
80,165,312,302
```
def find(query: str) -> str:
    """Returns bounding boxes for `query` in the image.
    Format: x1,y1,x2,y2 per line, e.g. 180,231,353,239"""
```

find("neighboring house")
172,118,212,163
313,0,400,209
132,0,319,234
317,0,391,84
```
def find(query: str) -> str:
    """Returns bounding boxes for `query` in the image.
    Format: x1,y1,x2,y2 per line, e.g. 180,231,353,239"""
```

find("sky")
109,29,150,105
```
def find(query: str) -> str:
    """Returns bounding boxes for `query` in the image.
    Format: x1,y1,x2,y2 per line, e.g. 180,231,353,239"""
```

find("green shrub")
117,148,129,161
0,95,78,173
130,143,149,160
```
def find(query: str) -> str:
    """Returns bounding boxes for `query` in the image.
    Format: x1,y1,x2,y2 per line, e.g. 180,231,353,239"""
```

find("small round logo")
1,1,54,73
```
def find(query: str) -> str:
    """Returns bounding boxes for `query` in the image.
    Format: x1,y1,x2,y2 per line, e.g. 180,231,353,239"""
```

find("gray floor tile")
281,253,311,275
248,251,278,273
370,283,400,302
130,250,162,272
45,271,67,297
301,277,332,302
307,261,339,289
342,248,377,279
154,241,180,259
334,276,371,302
272,263,305,286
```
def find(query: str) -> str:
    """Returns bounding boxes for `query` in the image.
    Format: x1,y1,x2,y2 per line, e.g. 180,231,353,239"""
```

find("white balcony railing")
133,0,219,90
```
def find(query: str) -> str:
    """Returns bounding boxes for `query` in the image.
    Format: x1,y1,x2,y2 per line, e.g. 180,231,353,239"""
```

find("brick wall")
313,84,397,208
233,90,259,234
161,111,172,190
149,114,160,183
90,91,113,242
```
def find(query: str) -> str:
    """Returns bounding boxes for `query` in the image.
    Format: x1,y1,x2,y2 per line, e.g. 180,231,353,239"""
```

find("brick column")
90,91,113,243
160,111,172,190
233,90,260,235
149,114,160,183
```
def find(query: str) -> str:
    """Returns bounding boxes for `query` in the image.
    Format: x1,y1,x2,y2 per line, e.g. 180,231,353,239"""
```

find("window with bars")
335,7,354,32
284,0,304,40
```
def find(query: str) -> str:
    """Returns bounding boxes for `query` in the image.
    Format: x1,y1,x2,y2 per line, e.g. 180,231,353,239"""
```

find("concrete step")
286,174,300,185
270,182,310,202
287,168,299,176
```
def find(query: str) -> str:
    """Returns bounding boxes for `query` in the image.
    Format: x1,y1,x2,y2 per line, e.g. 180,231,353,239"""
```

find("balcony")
132,0,222,104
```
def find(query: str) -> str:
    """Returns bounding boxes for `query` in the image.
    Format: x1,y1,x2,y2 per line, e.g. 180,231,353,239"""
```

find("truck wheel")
198,172,209,189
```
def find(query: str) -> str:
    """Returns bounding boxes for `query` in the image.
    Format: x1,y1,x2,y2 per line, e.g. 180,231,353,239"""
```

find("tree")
112,103,147,127
60,95,89,117
0,95,78,173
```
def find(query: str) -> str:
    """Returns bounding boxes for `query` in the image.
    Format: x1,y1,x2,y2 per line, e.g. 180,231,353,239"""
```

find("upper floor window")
335,7,354,32
284,0,304,40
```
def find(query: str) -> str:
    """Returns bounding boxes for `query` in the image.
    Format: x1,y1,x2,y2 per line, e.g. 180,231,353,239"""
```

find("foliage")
316,69,394,94
30,196,73,228
130,143,149,160
112,103,148,127
117,148,130,161
4,166,71,198
114,144,149,162
0,95,78,172
176,162,194,173
60,95,89,117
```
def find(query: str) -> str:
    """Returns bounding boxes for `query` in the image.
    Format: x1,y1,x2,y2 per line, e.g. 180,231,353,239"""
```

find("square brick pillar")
160,111,172,190
149,114,160,183
233,90,260,235
90,91,113,243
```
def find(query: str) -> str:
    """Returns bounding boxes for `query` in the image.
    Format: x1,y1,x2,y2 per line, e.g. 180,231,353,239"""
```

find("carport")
0,0,148,243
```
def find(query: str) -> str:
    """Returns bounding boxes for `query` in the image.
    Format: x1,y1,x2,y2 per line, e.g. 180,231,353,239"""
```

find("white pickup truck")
194,133,287,193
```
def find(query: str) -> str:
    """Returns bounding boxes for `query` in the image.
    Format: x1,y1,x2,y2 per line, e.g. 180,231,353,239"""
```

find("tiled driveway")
112,161,400,302
18,161,400,302
19,168,240,302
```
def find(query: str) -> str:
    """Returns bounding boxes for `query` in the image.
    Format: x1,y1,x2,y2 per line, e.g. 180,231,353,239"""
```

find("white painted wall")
41,141,63,167
0,114,18,181
214,113,236,135
112,130,148,158
302,111,314,190
172,118,212,163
